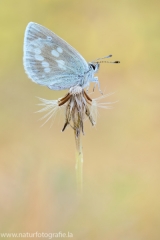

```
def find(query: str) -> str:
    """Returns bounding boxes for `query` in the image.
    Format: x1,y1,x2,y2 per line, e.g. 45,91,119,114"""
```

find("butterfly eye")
91,64,96,70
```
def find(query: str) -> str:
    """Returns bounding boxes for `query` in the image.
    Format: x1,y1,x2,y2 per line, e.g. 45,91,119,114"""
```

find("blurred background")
0,0,160,239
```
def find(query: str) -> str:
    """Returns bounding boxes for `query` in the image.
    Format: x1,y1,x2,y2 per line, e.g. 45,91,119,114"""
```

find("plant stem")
75,135,83,195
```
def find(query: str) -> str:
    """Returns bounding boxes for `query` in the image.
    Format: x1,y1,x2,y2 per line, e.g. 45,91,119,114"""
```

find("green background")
0,0,160,239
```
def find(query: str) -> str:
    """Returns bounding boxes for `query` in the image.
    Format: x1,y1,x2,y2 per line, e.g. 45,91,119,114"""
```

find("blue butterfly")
23,22,119,92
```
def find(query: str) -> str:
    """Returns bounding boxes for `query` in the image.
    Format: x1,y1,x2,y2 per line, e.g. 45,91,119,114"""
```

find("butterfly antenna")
92,55,120,64
92,54,112,62
98,60,120,64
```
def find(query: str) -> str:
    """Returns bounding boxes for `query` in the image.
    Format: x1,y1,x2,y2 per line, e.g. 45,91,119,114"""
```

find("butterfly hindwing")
23,22,89,90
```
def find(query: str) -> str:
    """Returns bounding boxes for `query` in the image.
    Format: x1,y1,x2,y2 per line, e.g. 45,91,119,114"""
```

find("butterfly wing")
23,22,89,90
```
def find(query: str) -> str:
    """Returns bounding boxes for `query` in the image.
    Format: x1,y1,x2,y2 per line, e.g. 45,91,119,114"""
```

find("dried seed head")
38,87,115,139
60,86,94,138
69,86,83,95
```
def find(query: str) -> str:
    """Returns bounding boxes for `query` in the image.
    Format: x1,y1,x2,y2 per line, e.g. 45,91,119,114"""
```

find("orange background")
0,0,160,239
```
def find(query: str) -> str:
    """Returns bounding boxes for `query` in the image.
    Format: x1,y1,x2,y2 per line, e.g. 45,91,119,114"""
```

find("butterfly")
23,22,120,92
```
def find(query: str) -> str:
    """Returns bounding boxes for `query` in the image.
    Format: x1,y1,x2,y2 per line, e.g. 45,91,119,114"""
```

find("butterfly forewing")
23,22,89,90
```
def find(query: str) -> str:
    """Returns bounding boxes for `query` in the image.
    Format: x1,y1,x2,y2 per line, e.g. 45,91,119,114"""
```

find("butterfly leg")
93,83,96,92
91,77,103,94
85,82,90,93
